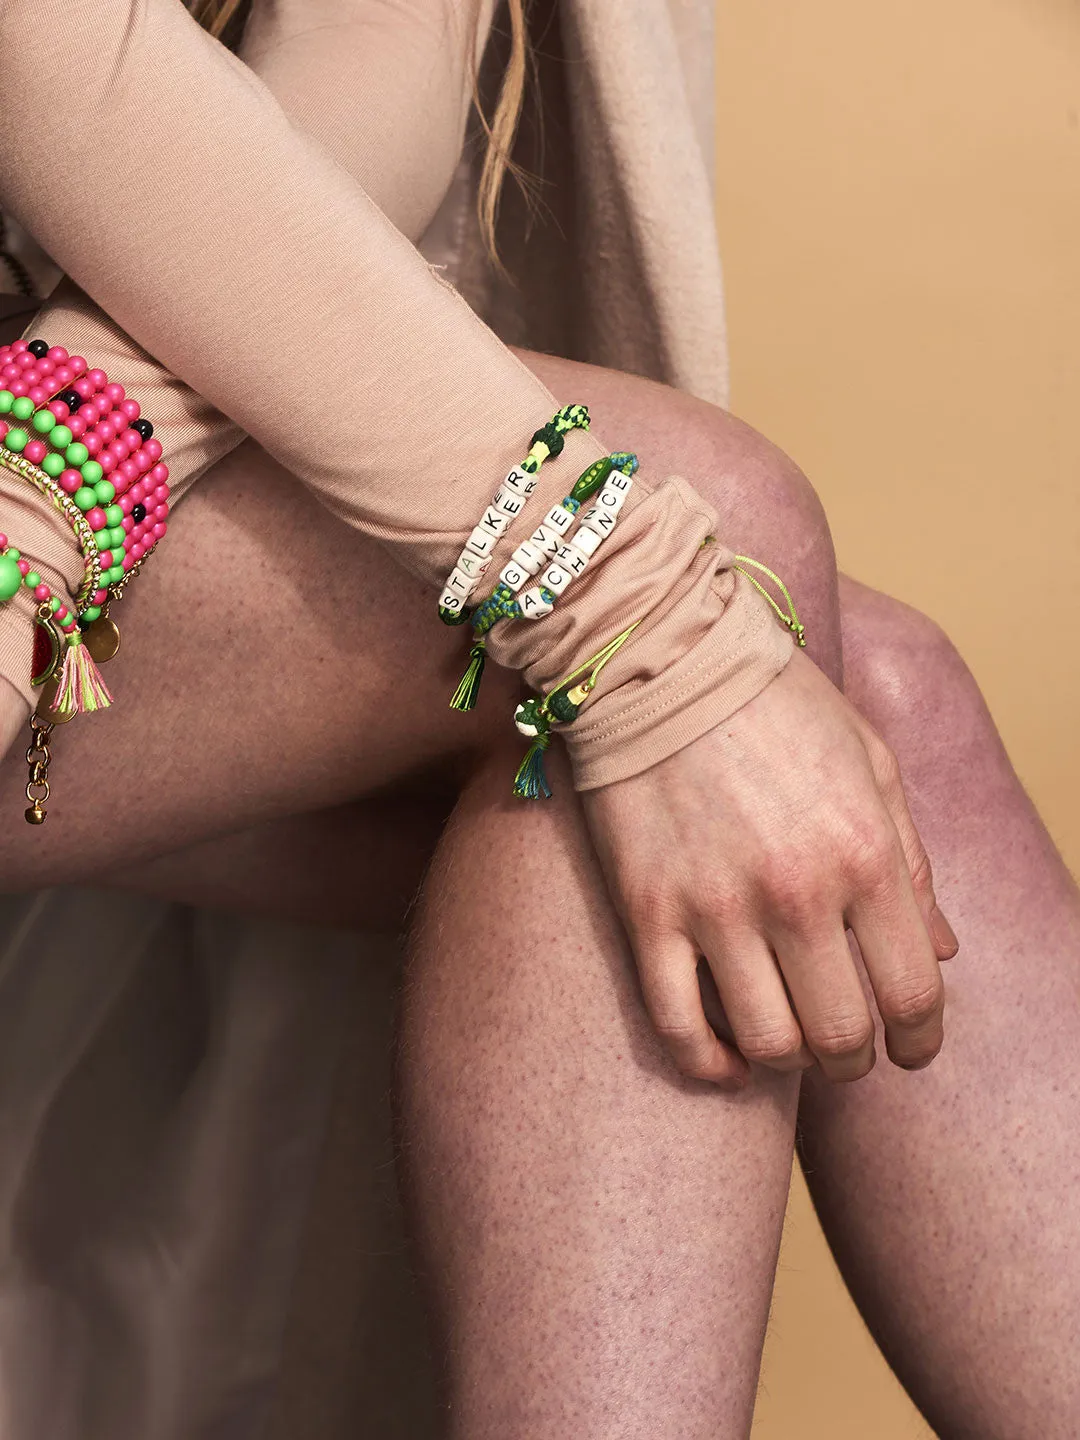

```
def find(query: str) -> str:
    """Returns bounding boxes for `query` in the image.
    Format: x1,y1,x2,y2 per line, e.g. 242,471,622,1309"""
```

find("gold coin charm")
83,615,121,664
35,675,75,725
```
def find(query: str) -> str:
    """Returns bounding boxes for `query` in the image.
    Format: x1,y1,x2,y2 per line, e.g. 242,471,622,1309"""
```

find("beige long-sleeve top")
0,0,793,789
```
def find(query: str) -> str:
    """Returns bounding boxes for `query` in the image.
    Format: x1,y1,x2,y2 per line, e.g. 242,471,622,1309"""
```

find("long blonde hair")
188,0,532,265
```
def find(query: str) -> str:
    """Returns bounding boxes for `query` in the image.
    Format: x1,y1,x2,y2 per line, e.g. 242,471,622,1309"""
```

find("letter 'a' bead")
569,523,602,557
446,566,475,598
464,525,497,558
519,586,554,618
478,505,512,539
499,560,529,591
528,523,560,558
540,561,572,595
510,539,545,575
502,466,538,497
543,504,575,535
578,504,617,539
493,485,526,519
457,548,491,581
555,541,590,577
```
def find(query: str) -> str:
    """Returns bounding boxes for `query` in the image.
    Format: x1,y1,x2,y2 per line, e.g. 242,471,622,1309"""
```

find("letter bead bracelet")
0,338,169,823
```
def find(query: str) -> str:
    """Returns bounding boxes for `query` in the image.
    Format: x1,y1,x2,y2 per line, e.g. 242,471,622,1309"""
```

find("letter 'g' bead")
457,548,491,581
568,523,603,558
510,539,545,575
543,504,575,535
519,586,554,618
493,486,526,518
464,525,497,558
540,561,572,595
499,560,529,591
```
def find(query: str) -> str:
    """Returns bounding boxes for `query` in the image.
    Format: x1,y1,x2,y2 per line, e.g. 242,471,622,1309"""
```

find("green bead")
50,424,72,450
4,428,28,452
93,478,115,503
64,442,89,467
104,504,123,527
48,596,61,613
32,408,56,433
81,605,101,624
0,554,21,601
74,486,97,511
41,452,65,478
6,549,19,561
25,571,40,588
94,530,113,552
108,526,125,549
0,392,12,414
11,396,35,421
108,565,124,585
80,461,104,486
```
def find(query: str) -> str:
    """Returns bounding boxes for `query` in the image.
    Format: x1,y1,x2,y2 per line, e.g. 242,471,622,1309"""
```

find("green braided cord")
513,731,553,800
439,603,472,627
610,451,639,476
450,640,487,711
731,554,807,647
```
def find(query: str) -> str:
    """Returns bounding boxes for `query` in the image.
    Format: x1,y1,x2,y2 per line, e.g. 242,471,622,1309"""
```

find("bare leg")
799,578,1080,1438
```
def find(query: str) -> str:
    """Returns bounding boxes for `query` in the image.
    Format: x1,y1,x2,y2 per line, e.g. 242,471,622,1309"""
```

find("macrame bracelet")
0,338,169,823
448,452,637,713
438,402,591,626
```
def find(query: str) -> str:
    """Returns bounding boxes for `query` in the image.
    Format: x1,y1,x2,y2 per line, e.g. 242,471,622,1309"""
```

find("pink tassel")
51,633,113,719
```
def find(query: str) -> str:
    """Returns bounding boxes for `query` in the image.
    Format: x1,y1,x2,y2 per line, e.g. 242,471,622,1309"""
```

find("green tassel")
513,731,553,800
450,641,487,712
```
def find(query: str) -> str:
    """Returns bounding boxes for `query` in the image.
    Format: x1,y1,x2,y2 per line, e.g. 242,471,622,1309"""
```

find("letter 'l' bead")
502,467,538,498
464,525,497,558
457,548,491,581
578,505,617,539
528,523,560,558
493,485,527,519
543,504,575,535
555,541,590,577
539,561,572,595
510,538,545,575
499,560,530,591
519,586,554,618
478,505,512,539
568,523,603,558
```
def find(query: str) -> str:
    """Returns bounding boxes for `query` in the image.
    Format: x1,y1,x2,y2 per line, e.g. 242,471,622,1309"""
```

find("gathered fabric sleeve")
0,0,792,787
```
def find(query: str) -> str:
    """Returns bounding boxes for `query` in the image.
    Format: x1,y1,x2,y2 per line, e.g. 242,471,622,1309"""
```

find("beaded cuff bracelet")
0,338,169,823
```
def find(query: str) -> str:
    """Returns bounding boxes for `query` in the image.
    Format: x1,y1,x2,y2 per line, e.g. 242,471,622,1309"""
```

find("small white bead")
519,586,554,618
493,486,527,519
457,547,491,581
568,524,602,558
578,504,618,539
478,505,512,540
445,566,475,599
439,586,467,615
540,561,573,595
510,539,545,575
555,541,590,577
543,504,575,535
499,560,529,591
502,467,538,498
464,525,497,559
528,523,561,558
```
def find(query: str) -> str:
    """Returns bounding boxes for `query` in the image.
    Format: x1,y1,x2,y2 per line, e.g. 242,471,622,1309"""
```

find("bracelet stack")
0,337,169,823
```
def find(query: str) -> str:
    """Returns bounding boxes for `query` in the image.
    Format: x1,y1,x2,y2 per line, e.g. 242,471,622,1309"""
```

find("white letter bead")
464,525,497,559
528,523,561,558
540,561,573,595
519,586,554,618
439,586,466,615
478,505,512,539
543,504,575,535
607,470,634,495
568,523,603,557
510,539,545,575
499,560,529,591
456,548,491,581
446,566,475,599
493,486,526,518
578,505,618,538
595,482,627,515
555,541,590,577
502,467,538,498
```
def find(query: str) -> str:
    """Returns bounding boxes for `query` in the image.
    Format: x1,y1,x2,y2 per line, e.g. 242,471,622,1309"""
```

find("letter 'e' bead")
543,504,575,535
519,586,554,618
493,485,526,518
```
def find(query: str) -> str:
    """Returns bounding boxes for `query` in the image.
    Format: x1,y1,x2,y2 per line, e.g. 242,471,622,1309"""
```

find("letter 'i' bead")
510,538,545,575
493,485,526,519
543,504,575,535
568,523,603,558
502,467,537,498
519,586,554,618
464,525,497,558
555,541,590,577
528,523,561,558
539,561,572,595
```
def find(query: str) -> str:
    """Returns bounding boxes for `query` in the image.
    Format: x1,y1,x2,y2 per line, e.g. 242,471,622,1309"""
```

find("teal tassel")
450,641,487,711
513,731,553,800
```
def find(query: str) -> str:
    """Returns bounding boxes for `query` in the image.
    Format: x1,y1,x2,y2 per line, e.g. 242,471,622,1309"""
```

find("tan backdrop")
713,0,1080,1433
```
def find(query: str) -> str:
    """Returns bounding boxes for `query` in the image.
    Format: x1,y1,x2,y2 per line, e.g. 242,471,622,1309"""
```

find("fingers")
770,923,877,1082
697,925,814,1073
635,930,750,1090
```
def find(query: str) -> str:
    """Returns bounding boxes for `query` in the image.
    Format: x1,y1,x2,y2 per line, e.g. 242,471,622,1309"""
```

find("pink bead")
122,552,135,571
16,352,35,370
48,401,70,421
91,588,107,606
33,583,50,602
0,534,7,549
16,559,29,577
73,376,94,400
84,433,102,456
86,508,107,531
118,494,133,515
134,448,152,473
23,440,46,464
129,543,145,562
107,438,127,461
120,427,140,453
0,364,18,383
52,366,73,387
35,355,54,375
67,356,87,378
54,605,68,622
129,481,146,503
59,469,82,495
8,381,27,398
87,369,108,393
0,423,8,443
121,515,133,533
46,346,68,365
99,551,114,569
152,503,168,522
27,386,48,406
67,415,86,439
118,459,139,484
152,483,170,503
103,382,125,405
11,341,27,354
144,438,163,463
79,400,102,425
120,398,141,421
150,462,169,485
98,451,117,475
152,522,167,540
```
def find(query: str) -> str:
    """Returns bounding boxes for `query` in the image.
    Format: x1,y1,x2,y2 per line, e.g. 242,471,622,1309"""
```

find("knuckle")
760,851,829,923
623,879,680,937
869,739,902,792
881,974,945,1029
737,1021,804,1065
843,819,899,891
907,845,935,898
808,1015,875,1059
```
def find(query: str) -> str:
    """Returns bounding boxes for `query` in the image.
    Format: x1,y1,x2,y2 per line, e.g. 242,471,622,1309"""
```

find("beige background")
713,0,1080,1433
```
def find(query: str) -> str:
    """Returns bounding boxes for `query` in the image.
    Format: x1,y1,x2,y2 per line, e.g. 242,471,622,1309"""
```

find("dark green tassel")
450,641,487,711
513,731,553,800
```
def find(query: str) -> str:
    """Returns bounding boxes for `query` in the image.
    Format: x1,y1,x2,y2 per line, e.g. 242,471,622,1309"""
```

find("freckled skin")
4,350,1076,1436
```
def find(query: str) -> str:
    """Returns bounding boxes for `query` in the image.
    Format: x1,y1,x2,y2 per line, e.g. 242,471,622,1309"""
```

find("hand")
583,649,958,1087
